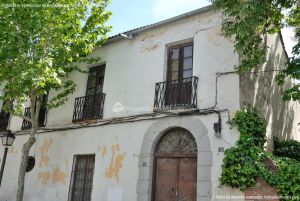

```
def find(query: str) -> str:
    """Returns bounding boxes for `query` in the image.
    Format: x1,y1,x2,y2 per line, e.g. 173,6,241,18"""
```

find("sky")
106,0,296,56
107,0,210,36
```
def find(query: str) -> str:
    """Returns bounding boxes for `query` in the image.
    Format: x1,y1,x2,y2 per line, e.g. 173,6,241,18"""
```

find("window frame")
68,154,96,201
86,65,106,96
167,42,193,81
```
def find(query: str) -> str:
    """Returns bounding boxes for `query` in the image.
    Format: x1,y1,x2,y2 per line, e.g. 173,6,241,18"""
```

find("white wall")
8,10,239,130
0,115,243,201
1,9,245,201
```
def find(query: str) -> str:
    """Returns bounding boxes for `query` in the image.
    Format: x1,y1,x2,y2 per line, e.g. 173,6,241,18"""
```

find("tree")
0,1,111,200
210,0,300,100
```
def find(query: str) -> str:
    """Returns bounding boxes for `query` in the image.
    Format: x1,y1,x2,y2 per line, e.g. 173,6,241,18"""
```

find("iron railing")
154,76,198,110
0,112,10,131
21,106,48,130
72,93,105,122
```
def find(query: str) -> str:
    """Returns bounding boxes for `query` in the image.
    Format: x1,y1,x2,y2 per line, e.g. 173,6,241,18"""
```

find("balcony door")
21,94,48,130
0,101,10,131
82,65,105,120
166,43,193,108
86,65,105,96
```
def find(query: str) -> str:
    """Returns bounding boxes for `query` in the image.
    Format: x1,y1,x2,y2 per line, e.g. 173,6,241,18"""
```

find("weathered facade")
0,6,299,201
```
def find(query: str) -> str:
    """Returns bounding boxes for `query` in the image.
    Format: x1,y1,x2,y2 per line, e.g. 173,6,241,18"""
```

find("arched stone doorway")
153,128,198,201
137,116,212,201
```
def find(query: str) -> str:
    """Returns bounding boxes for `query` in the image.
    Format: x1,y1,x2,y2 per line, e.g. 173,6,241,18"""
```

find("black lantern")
1,130,15,147
0,130,15,187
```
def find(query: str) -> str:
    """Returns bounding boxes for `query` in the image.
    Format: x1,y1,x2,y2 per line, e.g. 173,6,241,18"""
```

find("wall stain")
140,29,166,41
105,144,126,182
140,44,159,53
101,146,107,157
8,146,18,154
206,28,222,47
115,144,120,151
52,168,67,184
39,138,53,168
38,172,51,185
38,166,68,185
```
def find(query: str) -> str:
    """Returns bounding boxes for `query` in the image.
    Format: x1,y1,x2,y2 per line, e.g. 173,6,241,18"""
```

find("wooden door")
155,158,178,201
178,158,197,201
154,157,197,201
154,129,198,201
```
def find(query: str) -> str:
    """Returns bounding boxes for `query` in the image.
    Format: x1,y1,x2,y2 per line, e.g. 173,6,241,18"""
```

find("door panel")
178,158,197,201
154,157,197,201
155,158,178,201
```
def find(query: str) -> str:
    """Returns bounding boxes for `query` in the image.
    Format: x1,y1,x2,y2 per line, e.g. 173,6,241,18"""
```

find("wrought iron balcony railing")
21,106,48,130
0,112,10,131
72,93,105,122
154,76,198,111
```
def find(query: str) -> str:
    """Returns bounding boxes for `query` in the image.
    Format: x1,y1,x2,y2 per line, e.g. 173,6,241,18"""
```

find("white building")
0,6,299,201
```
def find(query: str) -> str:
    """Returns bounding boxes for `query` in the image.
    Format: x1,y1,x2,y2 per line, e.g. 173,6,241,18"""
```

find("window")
86,65,105,96
168,43,193,81
21,94,48,129
68,155,95,201
72,65,106,122
0,100,10,131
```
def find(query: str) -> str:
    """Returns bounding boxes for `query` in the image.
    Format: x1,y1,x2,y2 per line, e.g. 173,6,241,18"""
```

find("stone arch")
137,116,212,201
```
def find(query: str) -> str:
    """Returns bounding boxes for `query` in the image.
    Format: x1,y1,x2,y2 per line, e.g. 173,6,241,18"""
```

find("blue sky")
107,0,210,36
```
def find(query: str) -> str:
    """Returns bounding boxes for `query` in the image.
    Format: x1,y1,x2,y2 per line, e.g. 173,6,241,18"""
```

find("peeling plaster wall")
0,115,243,201
240,34,300,151
1,9,247,201
8,10,240,129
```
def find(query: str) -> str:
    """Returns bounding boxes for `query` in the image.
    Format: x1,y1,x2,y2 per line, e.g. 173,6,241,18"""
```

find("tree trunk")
16,96,41,201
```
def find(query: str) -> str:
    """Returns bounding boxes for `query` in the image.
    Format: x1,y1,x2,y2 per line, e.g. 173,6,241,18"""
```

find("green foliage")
220,135,264,190
230,108,267,147
274,137,300,162
258,157,300,201
220,108,300,200
0,0,111,115
274,157,300,199
211,0,300,100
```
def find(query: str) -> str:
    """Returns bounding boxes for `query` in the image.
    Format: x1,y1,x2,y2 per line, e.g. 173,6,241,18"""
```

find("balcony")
0,112,10,131
21,106,48,130
72,93,105,122
154,76,198,111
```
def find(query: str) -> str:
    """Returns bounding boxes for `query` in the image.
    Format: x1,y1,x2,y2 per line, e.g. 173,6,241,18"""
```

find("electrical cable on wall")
13,69,282,136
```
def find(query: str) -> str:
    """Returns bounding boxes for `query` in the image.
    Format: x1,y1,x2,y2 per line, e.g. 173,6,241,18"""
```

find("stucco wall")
0,9,247,201
0,115,243,201
240,34,300,150
8,9,240,131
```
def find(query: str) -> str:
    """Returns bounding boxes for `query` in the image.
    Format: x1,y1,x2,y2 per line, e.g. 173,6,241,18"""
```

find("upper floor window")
72,65,106,122
86,65,105,96
154,43,198,110
21,94,48,130
0,101,10,131
168,43,193,81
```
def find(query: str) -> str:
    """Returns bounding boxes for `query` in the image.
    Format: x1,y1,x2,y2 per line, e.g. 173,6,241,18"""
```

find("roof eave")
104,5,214,45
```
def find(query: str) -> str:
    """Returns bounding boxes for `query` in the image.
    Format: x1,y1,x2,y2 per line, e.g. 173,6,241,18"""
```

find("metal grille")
154,76,198,111
72,93,105,122
68,155,95,201
156,129,197,154
0,112,10,131
21,106,48,130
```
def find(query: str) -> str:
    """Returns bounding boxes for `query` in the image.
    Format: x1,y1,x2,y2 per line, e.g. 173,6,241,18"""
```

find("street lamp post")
0,130,15,186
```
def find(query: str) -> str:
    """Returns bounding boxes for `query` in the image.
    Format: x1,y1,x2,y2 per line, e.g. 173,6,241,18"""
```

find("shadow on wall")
240,34,299,150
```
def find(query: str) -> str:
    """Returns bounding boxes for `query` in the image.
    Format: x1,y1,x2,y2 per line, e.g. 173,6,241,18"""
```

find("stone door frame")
137,116,212,201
